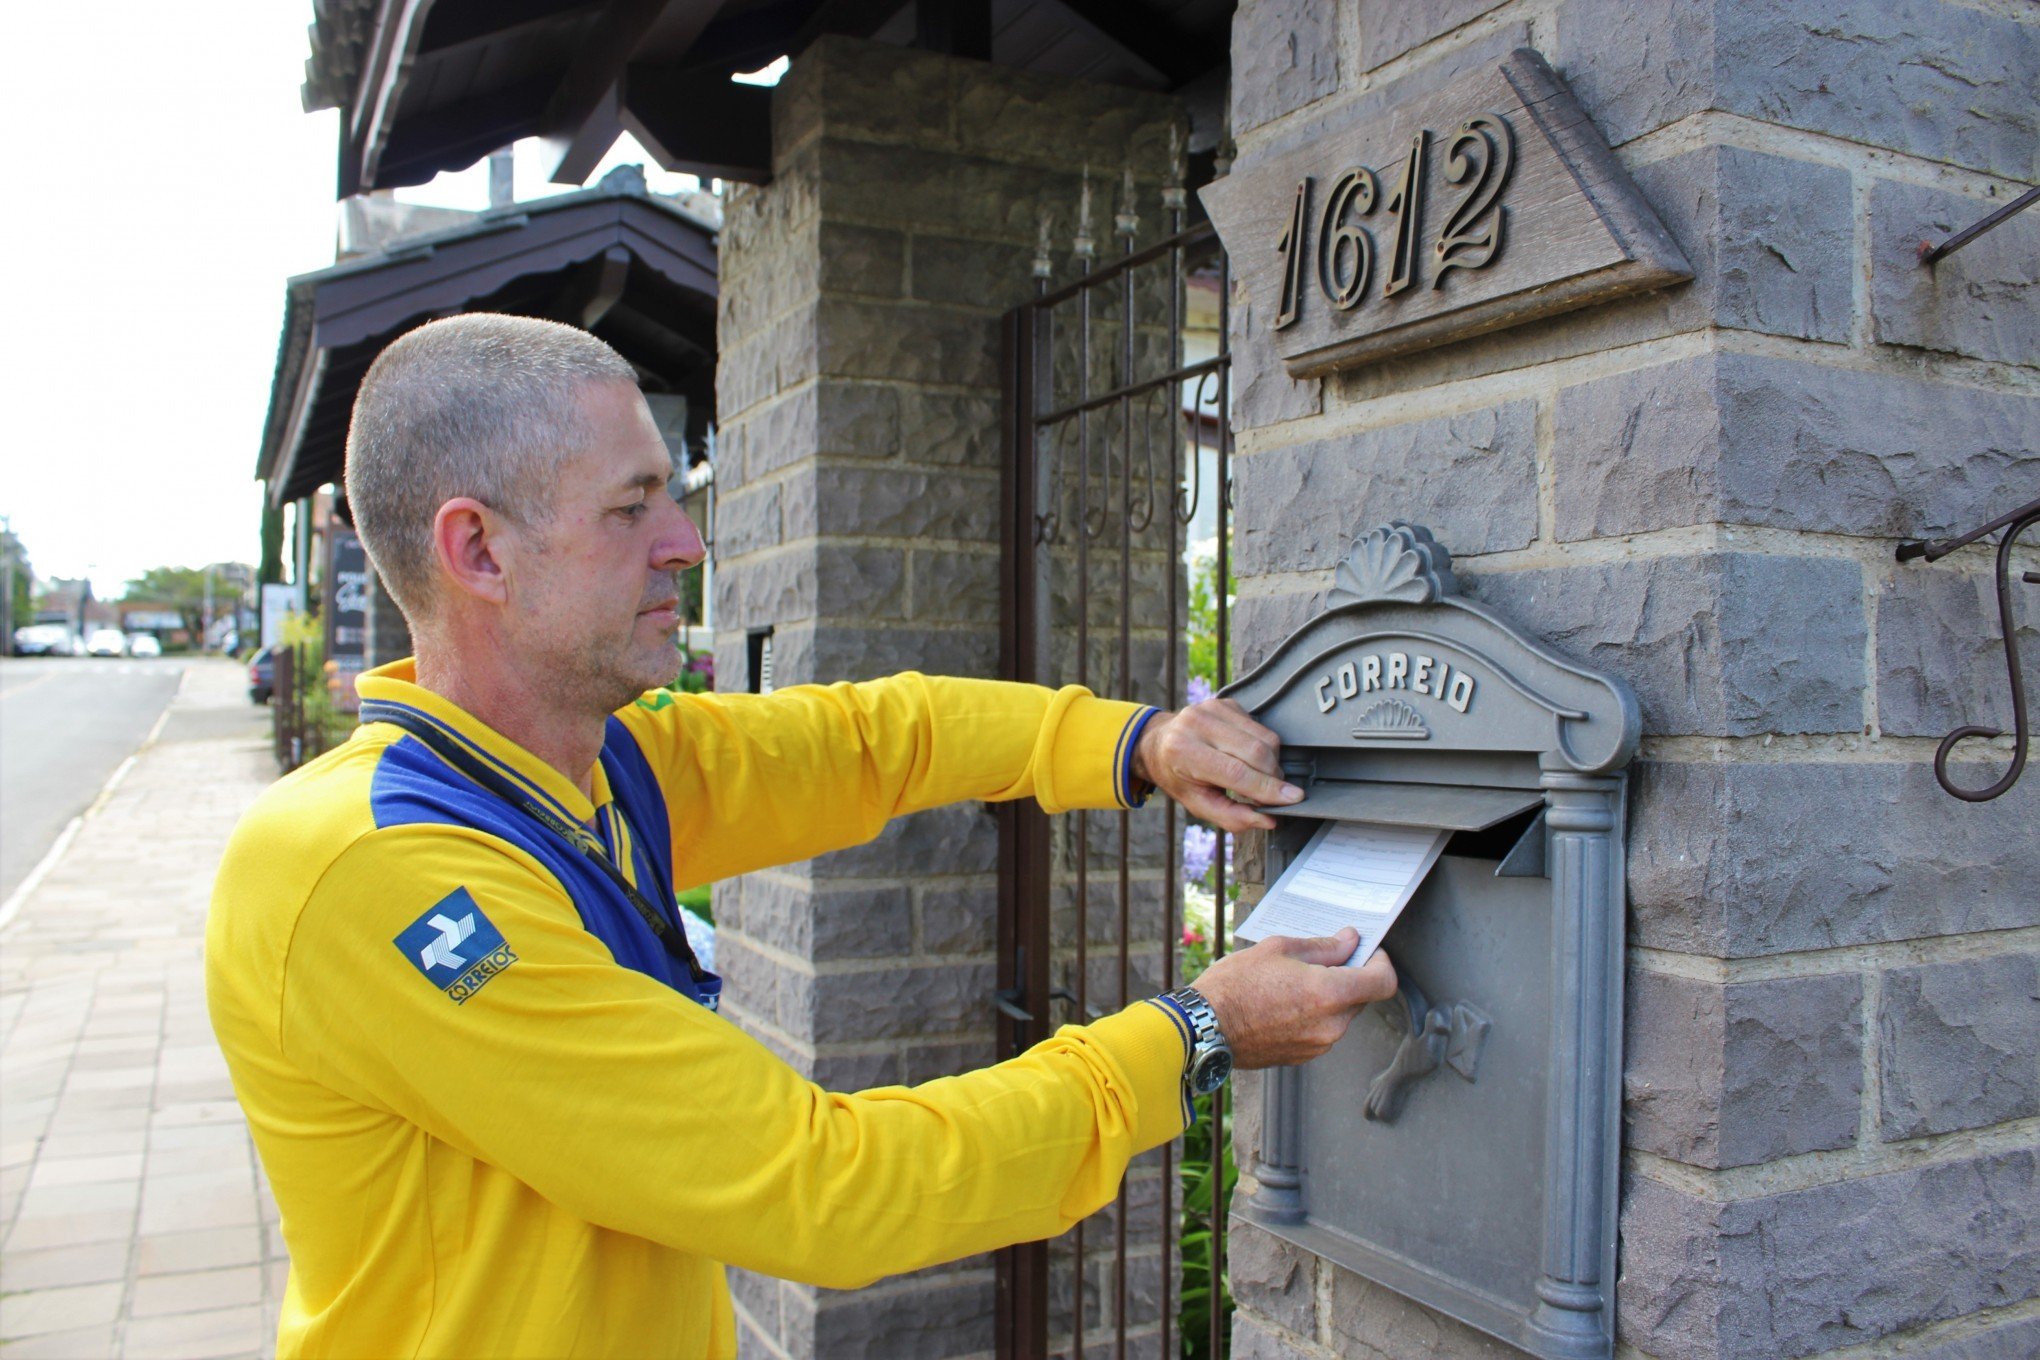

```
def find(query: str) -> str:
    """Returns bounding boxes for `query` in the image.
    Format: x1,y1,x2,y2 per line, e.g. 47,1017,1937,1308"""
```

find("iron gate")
996,194,1233,1360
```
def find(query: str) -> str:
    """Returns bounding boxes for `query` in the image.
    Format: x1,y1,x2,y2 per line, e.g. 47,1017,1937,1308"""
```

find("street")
0,659,198,907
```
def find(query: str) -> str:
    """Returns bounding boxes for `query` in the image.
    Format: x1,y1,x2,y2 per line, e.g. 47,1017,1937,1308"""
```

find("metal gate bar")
997,202,1231,1360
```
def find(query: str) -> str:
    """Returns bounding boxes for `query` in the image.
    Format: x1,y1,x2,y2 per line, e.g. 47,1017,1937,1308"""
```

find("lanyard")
360,700,720,1009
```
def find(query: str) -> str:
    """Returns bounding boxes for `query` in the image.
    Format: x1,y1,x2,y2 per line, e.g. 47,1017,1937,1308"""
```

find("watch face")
1190,1048,1233,1095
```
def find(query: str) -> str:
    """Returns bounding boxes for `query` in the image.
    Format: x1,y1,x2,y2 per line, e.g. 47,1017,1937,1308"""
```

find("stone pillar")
706,36,1181,1359
363,567,411,667
1221,2,2038,1359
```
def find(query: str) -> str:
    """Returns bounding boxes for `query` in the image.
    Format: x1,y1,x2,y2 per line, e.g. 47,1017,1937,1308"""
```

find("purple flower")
1186,675,1213,706
1181,824,1216,885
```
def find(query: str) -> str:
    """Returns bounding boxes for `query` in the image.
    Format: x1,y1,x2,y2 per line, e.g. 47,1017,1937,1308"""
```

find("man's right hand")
1190,928,1397,1069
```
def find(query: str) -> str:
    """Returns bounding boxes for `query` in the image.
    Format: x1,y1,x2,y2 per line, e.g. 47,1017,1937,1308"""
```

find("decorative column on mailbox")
1223,523,1639,1360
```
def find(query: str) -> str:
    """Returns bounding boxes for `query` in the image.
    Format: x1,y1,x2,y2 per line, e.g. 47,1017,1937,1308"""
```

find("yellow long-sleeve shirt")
206,660,1187,1359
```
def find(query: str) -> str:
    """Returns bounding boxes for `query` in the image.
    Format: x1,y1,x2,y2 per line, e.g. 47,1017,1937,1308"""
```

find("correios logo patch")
395,888,516,1004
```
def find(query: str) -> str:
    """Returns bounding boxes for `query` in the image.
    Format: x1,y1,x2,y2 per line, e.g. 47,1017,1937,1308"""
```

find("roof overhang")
257,176,719,506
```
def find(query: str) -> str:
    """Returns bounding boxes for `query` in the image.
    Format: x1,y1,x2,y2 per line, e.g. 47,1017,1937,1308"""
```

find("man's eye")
618,503,648,518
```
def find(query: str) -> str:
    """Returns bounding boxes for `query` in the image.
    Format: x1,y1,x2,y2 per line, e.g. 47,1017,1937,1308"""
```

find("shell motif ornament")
1350,698,1430,740
1327,522,1460,608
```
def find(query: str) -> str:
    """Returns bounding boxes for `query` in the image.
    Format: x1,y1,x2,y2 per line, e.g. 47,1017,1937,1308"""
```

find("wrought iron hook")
1896,495,2040,803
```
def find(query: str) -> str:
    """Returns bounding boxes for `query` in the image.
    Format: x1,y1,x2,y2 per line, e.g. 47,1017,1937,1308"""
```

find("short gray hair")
344,313,638,620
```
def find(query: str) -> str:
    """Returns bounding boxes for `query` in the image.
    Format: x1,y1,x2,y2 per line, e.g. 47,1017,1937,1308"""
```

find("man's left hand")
1130,699,1301,832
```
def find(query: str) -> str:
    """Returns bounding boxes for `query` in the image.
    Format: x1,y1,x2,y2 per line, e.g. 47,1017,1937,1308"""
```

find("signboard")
1200,48,1690,376
260,583,304,648
326,529,370,713
121,610,185,632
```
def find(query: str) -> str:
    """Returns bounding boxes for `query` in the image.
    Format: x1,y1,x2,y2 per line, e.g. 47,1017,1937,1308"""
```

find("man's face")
496,379,704,712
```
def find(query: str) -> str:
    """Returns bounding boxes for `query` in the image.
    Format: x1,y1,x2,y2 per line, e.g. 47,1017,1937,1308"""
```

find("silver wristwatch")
1165,985,1234,1096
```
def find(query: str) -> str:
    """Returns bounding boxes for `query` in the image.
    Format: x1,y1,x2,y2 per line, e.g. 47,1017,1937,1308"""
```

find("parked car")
86,628,128,657
127,634,162,658
12,623,76,656
249,646,276,704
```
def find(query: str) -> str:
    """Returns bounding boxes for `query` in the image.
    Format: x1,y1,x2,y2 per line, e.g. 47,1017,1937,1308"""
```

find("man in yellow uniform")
208,314,1396,1359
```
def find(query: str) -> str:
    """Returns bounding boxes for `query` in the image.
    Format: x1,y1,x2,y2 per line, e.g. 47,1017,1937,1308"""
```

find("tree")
0,526,31,639
122,566,211,638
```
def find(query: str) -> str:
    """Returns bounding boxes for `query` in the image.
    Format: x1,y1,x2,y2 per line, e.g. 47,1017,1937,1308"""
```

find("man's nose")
655,504,706,573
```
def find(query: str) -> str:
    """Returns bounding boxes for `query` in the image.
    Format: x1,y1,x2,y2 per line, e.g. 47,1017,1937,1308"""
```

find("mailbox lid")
1269,779,1542,832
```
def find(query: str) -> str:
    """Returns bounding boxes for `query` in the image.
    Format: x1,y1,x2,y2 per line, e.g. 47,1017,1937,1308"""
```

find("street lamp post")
1,513,14,649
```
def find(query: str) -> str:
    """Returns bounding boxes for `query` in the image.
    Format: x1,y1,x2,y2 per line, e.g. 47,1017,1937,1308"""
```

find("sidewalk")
1,661,286,1359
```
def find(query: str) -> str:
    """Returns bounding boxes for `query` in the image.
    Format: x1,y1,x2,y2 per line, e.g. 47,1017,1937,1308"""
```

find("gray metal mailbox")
1224,523,1640,1360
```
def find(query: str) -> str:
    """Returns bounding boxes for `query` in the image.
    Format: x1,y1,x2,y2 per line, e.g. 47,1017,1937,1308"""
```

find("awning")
257,166,718,506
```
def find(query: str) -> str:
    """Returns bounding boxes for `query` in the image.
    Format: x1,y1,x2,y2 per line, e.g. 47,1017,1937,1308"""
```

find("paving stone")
127,1265,262,1319
1876,563,2040,740
134,1226,263,1277
1233,402,1538,575
0,1322,119,1359
0,1241,129,1292
1552,352,2040,542
1872,179,2040,368
1465,552,1866,738
1231,0,1341,134
0,1282,124,1340
1628,759,2040,957
1879,953,2040,1141
1618,1150,2039,1360
1625,969,1861,1170
116,1304,267,1359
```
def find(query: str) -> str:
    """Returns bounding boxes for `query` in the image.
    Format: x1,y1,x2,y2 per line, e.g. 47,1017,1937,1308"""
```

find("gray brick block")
1712,1,2039,182
907,550,1000,624
810,801,1000,879
1234,402,1538,576
712,482,782,560
1630,146,1853,345
1628,760,2040,957
1626,969,1861,1170
1227,1220,1317,1339
816,140,1089,242
816,222,904,298
772,36,958,161
1327,1263,1526,1359
1231,1311,1318,1360
1465,553,1866,738
1230,0,1340,135
781,464,999,543
918,884,996,956
731,875,914,963
1227,282,1323,431
1234,587,1331,676
799,961,999,1043
1906,1314,2040,1360
1876,563,2040,740
1356,0,1508,71
810,380,900,459
785,1273,997,1360
1872,179,2040,369
816,298,998,388
1558,0,2040,178
1553,0,1714,148
909,234,1039,310
1552,353,2040,542
898,390,1000,469
1880,953,2040,1141
715,545,906,629
1618,1150,2039,1360
768,622,1000,686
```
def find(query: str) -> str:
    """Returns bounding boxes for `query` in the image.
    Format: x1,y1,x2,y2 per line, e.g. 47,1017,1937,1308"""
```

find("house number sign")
1200,49,1692,376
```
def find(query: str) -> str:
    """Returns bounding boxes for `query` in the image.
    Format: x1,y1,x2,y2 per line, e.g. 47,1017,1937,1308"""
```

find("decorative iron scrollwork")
1896,495,2039,803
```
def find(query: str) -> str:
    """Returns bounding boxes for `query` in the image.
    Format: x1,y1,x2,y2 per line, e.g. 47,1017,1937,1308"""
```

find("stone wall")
1220,3,2038,1359
706,37,1183,1359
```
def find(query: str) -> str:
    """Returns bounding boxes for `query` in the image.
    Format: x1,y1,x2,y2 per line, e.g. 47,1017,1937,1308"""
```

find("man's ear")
431,497,510,605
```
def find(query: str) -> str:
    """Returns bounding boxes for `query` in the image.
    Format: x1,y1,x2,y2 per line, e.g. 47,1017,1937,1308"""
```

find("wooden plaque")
1200,49,1691,376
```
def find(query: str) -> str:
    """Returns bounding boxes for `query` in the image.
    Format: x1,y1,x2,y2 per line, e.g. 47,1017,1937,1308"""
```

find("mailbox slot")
1224,525,1639,1360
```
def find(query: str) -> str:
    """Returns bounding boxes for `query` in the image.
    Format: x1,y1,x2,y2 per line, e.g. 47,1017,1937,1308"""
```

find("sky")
0,2,725,603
